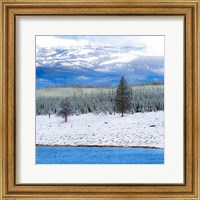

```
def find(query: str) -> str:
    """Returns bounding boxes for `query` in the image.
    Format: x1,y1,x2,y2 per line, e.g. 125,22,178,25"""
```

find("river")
36,146,164,164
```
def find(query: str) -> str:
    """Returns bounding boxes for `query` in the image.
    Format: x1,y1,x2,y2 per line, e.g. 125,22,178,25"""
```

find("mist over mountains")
36,36,164,89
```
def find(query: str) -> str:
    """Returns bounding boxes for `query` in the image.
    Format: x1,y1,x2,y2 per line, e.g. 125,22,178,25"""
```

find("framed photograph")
0,0,199,199
35,35,165,165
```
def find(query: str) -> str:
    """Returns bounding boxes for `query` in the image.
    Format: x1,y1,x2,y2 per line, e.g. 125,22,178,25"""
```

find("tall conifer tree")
115,76,131,117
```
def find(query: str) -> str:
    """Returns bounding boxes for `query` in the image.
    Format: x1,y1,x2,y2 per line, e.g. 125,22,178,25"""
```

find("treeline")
129,81,164,87
36,86,164,116
44,84,114,89
43,81,164,89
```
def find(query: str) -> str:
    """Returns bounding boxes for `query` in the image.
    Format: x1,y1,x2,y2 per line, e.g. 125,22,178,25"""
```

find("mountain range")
36,45,164,89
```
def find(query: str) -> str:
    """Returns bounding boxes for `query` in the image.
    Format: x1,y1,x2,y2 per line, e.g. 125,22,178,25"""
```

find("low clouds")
36,35,164,57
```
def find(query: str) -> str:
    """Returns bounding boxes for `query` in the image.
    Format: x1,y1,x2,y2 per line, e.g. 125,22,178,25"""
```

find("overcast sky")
36,35,164,56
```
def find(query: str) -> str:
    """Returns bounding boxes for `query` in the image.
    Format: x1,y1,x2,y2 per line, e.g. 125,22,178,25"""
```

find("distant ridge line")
40,81,164,90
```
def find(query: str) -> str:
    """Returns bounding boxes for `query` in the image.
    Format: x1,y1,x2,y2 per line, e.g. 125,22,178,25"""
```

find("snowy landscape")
36,111,164,148
36,36,164,89
36,36,164,164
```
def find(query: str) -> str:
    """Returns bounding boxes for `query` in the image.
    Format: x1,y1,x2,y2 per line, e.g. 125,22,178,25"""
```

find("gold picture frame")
0,0,199,199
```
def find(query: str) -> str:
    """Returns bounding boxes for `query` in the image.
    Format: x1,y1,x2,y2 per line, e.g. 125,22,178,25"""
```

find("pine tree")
114,76,131,117
57,98,73,122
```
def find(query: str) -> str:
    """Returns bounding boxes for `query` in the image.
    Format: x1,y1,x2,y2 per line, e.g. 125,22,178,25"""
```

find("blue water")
36,146,164,164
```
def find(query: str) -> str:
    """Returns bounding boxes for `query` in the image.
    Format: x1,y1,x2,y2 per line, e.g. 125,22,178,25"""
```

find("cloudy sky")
36,35,164,56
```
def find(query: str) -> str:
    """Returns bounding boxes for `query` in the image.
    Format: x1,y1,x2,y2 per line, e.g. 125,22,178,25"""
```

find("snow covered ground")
36,111,164,148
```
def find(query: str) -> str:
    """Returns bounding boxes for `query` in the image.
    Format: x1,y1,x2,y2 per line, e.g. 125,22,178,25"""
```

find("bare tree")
57,98,73,122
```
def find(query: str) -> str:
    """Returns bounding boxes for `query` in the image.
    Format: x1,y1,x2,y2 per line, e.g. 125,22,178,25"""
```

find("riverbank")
36,111,164,148
36,144,163,149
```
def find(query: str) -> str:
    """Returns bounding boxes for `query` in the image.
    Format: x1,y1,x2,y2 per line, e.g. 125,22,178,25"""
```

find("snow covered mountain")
36,45,164,89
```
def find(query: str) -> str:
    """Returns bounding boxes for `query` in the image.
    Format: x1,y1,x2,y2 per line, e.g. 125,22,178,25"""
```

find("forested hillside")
36,85,164,116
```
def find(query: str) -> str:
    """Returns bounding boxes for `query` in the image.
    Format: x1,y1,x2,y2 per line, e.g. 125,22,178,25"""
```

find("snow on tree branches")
57,98,73,122
36,85,164,116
